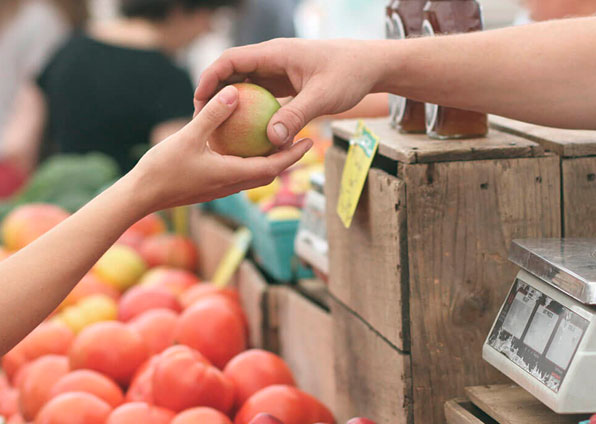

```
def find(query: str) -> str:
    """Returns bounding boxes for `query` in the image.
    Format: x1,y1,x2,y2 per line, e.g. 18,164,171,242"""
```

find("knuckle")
282,106,307,132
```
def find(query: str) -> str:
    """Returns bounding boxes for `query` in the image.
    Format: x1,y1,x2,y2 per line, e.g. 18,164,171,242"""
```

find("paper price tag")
336,121,380,229
212,227,252,288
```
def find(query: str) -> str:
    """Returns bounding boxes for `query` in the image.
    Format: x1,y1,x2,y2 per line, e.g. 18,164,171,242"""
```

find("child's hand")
128,85,313,214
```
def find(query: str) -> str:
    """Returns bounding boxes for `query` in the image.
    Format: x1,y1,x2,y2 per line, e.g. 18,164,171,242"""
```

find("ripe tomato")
106,402,175,424
18,355,70,421
234,385,335,424
152,345,234,414
35,392,112,424
50,370,124,408
175,297,246,369
68,321,148,385
223,350,295,409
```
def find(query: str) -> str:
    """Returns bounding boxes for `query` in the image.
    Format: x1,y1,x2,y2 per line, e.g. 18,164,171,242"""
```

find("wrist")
111,170,155,221
370,39,412,95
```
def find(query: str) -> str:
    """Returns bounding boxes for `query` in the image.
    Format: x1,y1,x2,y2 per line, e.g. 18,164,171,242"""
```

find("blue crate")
245,200,313,282
204,193,249,225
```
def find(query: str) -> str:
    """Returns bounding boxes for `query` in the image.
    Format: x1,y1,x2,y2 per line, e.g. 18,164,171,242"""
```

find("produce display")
0,203,359,424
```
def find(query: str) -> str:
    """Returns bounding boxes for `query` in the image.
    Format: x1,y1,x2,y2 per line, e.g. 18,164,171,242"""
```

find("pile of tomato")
0,210,336,424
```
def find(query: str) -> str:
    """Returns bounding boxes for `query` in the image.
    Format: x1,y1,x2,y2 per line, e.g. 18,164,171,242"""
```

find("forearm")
0,173,149,354
373,17,596,129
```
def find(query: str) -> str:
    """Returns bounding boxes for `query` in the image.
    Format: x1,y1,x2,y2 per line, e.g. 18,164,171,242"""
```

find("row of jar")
386,0,488,140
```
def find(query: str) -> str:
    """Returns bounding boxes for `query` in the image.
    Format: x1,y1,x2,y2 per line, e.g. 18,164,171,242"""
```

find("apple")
209,83,280,157
248,413,285,424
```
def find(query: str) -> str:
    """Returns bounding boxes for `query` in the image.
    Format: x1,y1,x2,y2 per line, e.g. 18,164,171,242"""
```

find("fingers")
266,85,325,146
229,138,313,182
184,85,239,142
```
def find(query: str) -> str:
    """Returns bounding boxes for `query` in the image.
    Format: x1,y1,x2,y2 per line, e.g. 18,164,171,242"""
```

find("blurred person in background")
1,0,237,175
233,0,297,46
514,0,596,25
0,0,87,135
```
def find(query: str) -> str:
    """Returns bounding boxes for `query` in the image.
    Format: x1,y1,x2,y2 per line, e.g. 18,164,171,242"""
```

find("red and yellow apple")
209,83,280,158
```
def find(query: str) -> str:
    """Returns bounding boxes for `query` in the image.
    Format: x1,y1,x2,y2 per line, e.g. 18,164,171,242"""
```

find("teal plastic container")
204,193,249,225
245,200,313,282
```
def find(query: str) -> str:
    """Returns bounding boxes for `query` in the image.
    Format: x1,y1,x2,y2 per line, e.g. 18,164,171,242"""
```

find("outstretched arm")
0,85,312,355
195,17,596,147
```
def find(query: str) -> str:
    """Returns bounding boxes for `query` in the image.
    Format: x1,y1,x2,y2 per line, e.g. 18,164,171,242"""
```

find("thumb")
183,85,238,142
267,85,324,146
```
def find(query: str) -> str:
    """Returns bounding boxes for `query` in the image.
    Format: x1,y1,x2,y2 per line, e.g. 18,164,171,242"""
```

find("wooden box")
326,118,562,423
445,385,589,424
491,116,596,237
269,282,336,415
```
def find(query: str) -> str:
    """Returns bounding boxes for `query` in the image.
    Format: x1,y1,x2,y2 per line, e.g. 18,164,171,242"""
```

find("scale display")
487,278,589,393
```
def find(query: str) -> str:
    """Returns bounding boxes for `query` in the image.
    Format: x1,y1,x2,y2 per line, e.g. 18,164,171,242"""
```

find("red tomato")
18,355,70,421
139,234,198,271
106,402,175,424
126,356,158,403
127,309,178,355
152,345,234,414
223,350,295,410
234,385,335,424
175,297,247,369
68,322,148,385
35,392,112,424
171,407,233,424
117,285,181,322
179,284,240,309
50,370,124,408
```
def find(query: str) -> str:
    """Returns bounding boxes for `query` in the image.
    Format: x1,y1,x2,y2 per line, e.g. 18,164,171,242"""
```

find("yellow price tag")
212,227,252,288
337,121,380,229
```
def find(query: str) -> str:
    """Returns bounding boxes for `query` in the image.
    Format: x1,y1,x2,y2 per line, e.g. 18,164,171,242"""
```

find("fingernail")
218,86,237,106
273,123,288,142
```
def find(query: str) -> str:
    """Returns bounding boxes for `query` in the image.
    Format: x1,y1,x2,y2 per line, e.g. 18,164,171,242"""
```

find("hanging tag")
212,227,252,288
336,121,380,229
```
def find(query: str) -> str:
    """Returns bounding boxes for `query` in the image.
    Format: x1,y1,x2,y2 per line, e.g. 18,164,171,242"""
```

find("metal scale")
483,239,596,414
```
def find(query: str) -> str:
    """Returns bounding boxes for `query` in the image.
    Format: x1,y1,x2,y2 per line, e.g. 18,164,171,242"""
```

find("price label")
336,121,380,229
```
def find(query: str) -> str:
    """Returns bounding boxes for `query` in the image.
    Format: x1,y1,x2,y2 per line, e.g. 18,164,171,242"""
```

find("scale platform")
483,239,596,414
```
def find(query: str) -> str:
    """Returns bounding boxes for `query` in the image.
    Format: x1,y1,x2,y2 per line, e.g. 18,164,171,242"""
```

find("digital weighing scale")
483,239,596,414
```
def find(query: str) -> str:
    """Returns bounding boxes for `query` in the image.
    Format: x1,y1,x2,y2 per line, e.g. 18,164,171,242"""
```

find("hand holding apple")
129,85,312,215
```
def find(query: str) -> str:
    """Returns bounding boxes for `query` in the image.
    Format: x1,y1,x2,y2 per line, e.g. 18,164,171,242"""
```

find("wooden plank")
190,209,234,280
445,399,498,424
405,155,561,424
325,145,408,351
331,297,411,424
490,115,596,158
275,287,336,416
235,261,268,349
562,157,596,237
465,385,589,424
332,117,543,164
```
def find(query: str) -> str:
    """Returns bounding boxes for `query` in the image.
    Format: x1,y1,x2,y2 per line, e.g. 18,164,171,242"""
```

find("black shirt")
37,33,194,172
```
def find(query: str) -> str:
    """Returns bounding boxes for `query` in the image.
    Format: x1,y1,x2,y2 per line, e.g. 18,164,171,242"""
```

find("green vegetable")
0,153,120,220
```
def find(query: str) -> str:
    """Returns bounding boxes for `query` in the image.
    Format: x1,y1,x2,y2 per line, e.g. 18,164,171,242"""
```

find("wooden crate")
491,116,596,237
270,282,336,416
444,385,589,424
331,295,411,424
326,118,562,424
